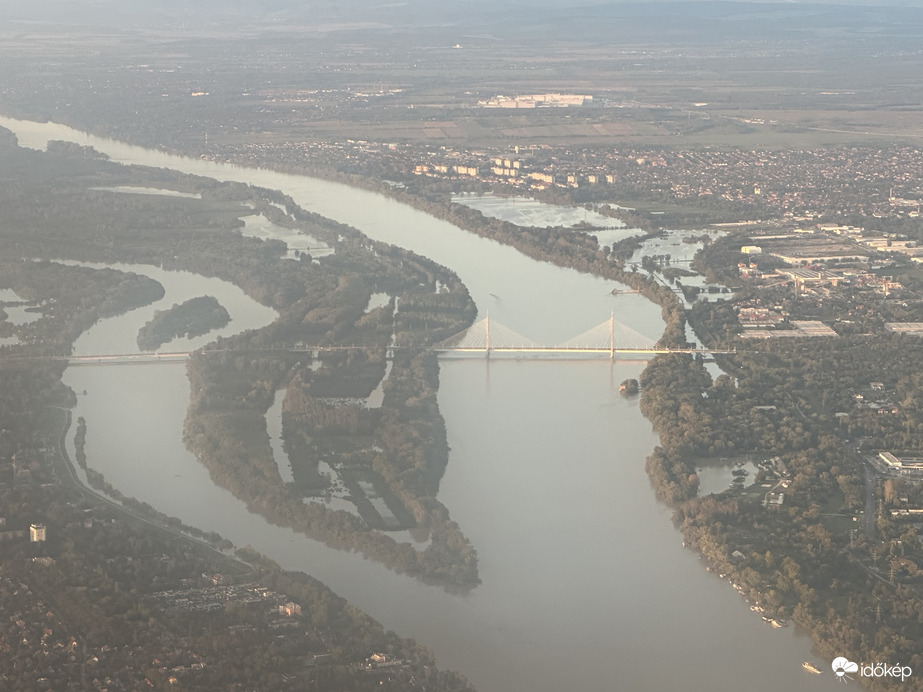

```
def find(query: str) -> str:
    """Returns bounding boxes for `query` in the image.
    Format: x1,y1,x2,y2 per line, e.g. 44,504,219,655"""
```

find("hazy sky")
2,0,920,34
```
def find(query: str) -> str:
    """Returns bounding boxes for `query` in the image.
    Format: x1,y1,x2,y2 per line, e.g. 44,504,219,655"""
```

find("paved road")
844,445,879,538
862,460,877,537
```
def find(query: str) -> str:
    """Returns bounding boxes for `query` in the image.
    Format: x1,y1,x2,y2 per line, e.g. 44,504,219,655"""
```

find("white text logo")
833,657,912,684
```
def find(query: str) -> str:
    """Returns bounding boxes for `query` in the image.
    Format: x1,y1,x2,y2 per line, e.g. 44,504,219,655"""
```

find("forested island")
0,129,480,589
0,130,477,688
0,260,164,356
136,295,230,350
10,5,923,689
21,120,921,688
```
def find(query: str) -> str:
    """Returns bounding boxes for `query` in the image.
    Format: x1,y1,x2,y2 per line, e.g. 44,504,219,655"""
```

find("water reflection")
238,213,334,260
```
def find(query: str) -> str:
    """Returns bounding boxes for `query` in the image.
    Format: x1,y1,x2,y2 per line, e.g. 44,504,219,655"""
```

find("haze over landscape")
2,0,923,690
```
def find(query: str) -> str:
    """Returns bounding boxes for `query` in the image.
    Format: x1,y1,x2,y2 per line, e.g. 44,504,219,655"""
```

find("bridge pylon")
609,311,615,361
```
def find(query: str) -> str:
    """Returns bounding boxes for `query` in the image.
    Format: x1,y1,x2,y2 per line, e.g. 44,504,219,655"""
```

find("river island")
137,295,231,351
4,8,923,687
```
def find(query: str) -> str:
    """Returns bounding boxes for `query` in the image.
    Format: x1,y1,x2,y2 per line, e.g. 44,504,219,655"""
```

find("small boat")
802,662,822,674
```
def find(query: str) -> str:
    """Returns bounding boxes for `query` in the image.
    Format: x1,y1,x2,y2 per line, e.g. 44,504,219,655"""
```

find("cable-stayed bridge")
433,313,734,359
12,314,733,367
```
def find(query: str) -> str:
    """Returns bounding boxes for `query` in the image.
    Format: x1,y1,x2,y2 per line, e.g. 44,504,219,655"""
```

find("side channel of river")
0,116,841,691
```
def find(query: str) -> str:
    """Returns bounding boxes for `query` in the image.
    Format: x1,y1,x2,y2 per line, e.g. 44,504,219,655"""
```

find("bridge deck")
6,313,737,366
17,344,736,366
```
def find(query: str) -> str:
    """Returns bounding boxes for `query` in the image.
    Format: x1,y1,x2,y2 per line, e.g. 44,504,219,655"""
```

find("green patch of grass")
821,513,857,536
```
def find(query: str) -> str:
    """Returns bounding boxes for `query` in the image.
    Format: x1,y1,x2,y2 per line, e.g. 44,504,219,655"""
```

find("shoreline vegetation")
259,161,923,689
265,163,689,346
8,122,923,688
0,133,479,688
0,131,481,594
19,411,476,690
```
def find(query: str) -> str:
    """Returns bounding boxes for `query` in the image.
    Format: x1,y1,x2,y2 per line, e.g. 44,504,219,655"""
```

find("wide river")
1,116,841,691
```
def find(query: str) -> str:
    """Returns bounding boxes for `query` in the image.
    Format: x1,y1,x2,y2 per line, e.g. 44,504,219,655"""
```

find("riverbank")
203,158,690,348
1,115,850,692
264,163,923,688
49,405,239,556
5,396,475,691
0,129,485,588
